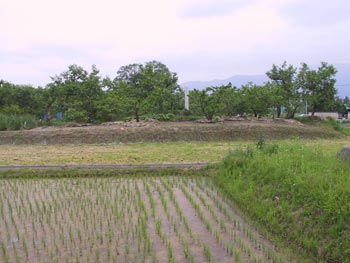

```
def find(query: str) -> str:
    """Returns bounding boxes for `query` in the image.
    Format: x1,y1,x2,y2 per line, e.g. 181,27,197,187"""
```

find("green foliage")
298,62,338,114
323,117,350,135
0,60,343,124
49,64,103,123
266,62,300,118
94,91,124,122
64,107,89,123
188,88,218,120
145,113,176,121
210,83,243,116
241,83,273,117
111,61,181,122
325,116,342,131
0,80,42,117
0,113,36,131
216,141,350,262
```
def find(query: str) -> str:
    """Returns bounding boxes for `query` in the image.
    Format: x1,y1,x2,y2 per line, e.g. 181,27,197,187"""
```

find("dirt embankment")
0,119,343,145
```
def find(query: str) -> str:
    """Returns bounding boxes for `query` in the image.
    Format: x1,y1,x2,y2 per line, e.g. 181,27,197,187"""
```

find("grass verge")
215,140,350,263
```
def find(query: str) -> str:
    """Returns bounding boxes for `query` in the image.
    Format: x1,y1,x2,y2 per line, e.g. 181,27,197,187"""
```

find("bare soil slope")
0,119,342,145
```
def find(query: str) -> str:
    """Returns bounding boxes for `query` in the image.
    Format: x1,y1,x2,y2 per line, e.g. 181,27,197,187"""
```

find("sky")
1,0,350,86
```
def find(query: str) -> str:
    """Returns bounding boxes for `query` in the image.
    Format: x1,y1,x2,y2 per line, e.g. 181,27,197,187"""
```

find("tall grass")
216,140,350,262
0,113,36,131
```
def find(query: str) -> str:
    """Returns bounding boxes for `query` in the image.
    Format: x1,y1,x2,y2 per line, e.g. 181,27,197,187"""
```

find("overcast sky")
1,0,349,86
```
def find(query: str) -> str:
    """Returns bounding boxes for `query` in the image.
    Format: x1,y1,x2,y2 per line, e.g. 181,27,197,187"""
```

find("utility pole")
184,87,189,110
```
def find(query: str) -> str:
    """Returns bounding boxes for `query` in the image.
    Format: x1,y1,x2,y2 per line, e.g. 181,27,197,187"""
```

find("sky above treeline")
1,0,349,87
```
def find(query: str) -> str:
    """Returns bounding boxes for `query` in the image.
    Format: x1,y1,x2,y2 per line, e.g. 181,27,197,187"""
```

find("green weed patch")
216,141,350,262
0,113,36,131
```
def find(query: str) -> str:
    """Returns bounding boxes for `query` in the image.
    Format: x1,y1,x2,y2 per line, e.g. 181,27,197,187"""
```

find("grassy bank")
215,140,350,262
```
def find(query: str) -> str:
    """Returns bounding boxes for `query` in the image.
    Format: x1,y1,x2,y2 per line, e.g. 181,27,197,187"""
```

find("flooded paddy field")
0,176,294,263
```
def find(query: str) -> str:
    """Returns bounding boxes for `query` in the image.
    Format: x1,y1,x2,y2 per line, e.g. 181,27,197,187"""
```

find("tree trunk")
277,107,281,118
135,106,140,122
46,108,51,122
287,106,298,119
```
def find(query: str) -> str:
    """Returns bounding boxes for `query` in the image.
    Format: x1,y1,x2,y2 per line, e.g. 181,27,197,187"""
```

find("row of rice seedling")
0,175,297,262
193,177,291,263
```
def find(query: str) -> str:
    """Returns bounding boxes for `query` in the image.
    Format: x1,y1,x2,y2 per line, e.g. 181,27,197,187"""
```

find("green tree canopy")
298,62,338,115
111,61,180,121
49,64,103,122
241,83,272,117
0,80,40,116
266,62,300,118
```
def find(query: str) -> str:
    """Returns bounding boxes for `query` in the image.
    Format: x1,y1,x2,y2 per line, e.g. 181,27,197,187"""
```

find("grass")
0,141,247,165
0,139,349,166
215,139,350,263
323,117,350,135
0,113,36,131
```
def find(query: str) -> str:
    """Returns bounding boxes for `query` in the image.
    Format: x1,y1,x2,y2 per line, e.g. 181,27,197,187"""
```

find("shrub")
325,116,342,131
0,113,36,131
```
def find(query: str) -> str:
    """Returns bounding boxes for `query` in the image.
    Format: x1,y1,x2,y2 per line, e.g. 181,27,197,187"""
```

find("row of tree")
0,61,344,123
191,62,343,120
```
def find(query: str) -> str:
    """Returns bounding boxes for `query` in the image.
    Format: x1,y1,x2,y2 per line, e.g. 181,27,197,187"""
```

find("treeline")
190,62,343,120
0,60,344,128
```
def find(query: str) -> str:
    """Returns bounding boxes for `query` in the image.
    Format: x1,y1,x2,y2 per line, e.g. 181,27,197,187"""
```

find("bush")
64,108,89,123
0,113,36,131
146,113,176,121
325,116,342,131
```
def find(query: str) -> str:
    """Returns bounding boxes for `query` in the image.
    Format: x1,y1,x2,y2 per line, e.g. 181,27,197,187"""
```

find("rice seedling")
0,174,297,263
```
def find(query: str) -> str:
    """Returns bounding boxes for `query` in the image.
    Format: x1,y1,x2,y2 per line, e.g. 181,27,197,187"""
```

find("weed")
216,141,350,262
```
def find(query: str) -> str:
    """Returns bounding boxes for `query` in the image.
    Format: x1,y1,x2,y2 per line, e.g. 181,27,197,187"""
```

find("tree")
189,88,219,120
241,83,272,117
112,61,180,121
266,62,300,118
210,83,242,116
49,65,103,122
0,80,40,116
298,62,337,115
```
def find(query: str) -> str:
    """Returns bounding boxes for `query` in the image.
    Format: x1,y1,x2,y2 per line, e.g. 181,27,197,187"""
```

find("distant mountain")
181,74,268,90
181,63,350,98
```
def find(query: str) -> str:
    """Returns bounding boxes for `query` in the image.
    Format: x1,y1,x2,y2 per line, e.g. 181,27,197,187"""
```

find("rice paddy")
0,175,294,263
